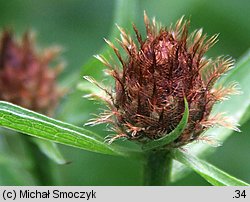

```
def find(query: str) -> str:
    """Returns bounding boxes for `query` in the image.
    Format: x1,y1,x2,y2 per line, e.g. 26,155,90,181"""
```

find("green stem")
143,150,172,185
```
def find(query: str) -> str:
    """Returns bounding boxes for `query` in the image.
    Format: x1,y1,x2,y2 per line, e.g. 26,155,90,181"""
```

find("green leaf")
172,49,250,182
77,80,102,95
0,101,126,156
143,98,189,151
32,138,68,165
172,149,249,186
218,49,250,124
81,0,138,78
58,0,139,125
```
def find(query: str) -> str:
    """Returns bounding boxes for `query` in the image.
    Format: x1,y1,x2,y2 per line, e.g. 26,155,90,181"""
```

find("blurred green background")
0,0,249,185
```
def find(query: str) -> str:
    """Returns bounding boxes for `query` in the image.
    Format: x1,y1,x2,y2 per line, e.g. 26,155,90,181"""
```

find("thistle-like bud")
0,30,63,115
86,13,240,147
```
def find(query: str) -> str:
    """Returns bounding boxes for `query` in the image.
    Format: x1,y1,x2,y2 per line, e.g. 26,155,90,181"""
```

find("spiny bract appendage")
85,13,240,148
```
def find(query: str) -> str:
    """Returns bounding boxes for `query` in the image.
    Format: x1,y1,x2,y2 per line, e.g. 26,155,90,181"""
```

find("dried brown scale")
0,30,63,116
87,13,240,147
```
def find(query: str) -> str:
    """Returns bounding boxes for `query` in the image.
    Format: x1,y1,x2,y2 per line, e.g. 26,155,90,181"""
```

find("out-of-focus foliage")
0,0,249,185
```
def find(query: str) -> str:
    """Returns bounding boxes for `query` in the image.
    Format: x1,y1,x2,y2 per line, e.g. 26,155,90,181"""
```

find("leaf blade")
172,149,249,186
32,138,68,165
81,0,138,78
172,49,250,182
0,101,124,156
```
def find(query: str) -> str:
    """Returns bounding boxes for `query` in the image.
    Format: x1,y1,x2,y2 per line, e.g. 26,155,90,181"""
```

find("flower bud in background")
0,30,63,116
85,13,240,148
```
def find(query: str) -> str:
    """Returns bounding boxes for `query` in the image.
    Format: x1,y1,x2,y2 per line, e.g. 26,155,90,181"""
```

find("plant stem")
143,149,172,185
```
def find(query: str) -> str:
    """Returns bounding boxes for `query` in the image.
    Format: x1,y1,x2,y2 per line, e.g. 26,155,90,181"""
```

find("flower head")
86,13,240,147
0,30,63,115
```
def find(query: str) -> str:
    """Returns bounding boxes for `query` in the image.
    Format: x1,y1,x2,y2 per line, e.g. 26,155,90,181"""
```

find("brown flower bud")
0,30,63,115
86,13,240,147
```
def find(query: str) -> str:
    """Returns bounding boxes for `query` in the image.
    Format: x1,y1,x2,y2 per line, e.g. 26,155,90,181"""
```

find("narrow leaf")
0,101,103,141
77,81,102,95
143,98,189,151
193,49,250,150
32,138,68,165
172,49,250,182
0,101,125,156
172,149,249,186
59,0,139,125
81,0,138,78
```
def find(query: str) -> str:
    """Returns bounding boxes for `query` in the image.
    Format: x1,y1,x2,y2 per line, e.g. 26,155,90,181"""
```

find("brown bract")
0,30,63,116
86,13,240,147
